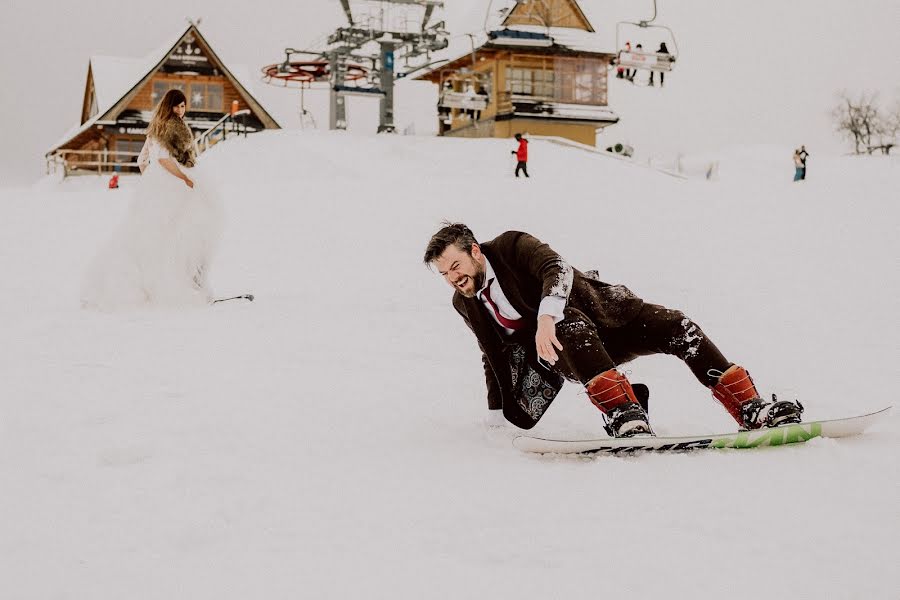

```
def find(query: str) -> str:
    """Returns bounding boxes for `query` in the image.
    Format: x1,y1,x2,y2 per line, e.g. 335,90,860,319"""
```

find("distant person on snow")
511,133,529,178
798,145,809,179
793,149,804,182
649,42,670,87
423,224,804,437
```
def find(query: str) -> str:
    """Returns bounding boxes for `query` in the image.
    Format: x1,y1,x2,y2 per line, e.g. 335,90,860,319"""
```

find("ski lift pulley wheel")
261,60,369,88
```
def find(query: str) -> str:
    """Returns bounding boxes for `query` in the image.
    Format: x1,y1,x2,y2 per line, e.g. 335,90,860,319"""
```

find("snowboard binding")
603,402,654,438
741,394,804,430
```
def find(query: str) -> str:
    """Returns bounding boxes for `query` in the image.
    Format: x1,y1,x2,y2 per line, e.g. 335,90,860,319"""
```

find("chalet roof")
413,1,614,81
501,0,595,33
490,25,614,54
48,23,279,156
89,56,150,117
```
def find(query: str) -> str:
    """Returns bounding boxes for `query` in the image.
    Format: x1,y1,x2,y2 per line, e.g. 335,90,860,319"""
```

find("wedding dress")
80,137,224,310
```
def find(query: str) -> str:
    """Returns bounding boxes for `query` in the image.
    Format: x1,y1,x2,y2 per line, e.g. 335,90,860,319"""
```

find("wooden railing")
196,109,251,154
47,109,255,178
46,149,143,177
495,91,610,116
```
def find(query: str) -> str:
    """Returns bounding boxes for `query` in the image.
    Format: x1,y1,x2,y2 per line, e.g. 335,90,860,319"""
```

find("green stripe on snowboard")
710,422,822,449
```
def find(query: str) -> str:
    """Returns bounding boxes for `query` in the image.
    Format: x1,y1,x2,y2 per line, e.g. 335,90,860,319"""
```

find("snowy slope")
0,132,897,599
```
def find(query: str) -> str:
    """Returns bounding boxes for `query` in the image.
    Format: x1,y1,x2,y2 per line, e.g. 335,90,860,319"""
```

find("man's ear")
470,243,482,260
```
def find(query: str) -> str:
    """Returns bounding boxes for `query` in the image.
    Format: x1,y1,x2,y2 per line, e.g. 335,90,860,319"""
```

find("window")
504,59,607,104
553,58,606,104
505,67,554,97
189,83,224,112
534,70,555,97
575,62,594,102
554,60,575,103
506,68,531,95
151,80,226,112
151,81,186,105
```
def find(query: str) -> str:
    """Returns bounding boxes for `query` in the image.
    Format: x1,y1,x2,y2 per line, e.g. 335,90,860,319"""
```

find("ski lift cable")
483,0,495,34
614,0,679,76
640,0,659,26
615,0,678,57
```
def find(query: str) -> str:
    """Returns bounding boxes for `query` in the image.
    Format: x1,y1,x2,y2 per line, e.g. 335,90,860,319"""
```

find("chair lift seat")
617,50,675,72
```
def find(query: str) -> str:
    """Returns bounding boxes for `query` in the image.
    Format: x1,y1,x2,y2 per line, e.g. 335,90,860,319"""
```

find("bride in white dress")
81,89,224,310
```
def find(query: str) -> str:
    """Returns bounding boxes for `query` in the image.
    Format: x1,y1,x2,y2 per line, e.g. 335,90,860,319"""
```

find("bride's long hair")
146,89,187,140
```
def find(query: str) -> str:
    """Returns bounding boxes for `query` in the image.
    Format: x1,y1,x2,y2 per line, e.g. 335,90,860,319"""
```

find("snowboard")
512,407,891,455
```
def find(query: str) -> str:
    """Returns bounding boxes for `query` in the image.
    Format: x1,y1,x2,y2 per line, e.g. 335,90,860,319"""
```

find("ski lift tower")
330,0,448,132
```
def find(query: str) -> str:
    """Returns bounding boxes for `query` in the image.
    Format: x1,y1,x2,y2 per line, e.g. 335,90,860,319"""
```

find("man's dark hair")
423,222,478,265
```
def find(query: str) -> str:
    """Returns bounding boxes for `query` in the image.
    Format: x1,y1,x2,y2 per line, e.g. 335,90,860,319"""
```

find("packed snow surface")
1,132,897,599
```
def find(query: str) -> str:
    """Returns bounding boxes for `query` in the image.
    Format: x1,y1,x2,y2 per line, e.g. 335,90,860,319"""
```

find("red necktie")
482,280,524,330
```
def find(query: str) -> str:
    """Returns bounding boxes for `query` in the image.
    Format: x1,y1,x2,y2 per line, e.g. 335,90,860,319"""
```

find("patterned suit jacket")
452,231,644,428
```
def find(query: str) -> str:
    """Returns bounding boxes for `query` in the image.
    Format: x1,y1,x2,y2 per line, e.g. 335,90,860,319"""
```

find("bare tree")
831,91,881,154
877,99,900,153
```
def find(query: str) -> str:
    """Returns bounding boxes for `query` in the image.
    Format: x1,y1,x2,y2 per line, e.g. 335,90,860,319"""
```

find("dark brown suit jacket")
452,231,644,428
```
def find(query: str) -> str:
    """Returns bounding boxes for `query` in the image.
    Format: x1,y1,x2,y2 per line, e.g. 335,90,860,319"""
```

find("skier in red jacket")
511,133,529,178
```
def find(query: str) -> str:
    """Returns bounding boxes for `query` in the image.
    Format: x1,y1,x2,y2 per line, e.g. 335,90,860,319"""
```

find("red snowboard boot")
710,365,803,429
586,369,653,437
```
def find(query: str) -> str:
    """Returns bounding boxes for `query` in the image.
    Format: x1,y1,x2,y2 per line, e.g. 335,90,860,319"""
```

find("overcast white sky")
1,0,898,185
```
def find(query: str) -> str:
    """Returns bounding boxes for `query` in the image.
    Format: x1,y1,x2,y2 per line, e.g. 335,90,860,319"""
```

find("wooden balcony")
495,91,616,123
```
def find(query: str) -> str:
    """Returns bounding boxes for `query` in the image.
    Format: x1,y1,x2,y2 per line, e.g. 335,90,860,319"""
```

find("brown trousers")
551,303,731,388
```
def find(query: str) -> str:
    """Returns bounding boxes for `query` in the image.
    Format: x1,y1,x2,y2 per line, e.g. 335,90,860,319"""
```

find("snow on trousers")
549,303,731,387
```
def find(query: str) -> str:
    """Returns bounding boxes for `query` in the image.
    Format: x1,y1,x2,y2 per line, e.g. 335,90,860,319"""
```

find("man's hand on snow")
535,314,563,366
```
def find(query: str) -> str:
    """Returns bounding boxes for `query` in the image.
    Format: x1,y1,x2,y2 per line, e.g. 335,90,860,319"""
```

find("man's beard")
473,265,486,292
458,261,486,298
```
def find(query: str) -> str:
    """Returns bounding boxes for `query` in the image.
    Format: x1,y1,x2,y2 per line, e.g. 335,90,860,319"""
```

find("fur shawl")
159,118,197,168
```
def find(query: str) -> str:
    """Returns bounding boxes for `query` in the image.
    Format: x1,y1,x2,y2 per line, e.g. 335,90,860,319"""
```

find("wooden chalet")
415,0,618,146
47,23,280,176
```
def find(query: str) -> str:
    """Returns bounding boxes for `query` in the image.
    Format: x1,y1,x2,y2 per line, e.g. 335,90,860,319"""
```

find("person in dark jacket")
423,223,803,437
511,133,529,178
649,42,670,87
798,145,809,179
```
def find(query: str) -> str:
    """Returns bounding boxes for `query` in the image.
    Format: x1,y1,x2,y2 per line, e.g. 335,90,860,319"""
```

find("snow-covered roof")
90,28,188,120
89,56,148,116
490,25,615,54
48,25,279,155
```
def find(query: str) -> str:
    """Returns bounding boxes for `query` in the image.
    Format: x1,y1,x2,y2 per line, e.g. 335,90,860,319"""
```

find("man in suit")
423,223,803,437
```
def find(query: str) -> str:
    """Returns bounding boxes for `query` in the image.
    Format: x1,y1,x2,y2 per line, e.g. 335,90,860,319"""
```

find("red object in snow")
108,174,119,189
515,138,528,162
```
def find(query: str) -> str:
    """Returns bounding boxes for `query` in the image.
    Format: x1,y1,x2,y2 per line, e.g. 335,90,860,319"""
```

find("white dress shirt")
476,257,567,335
